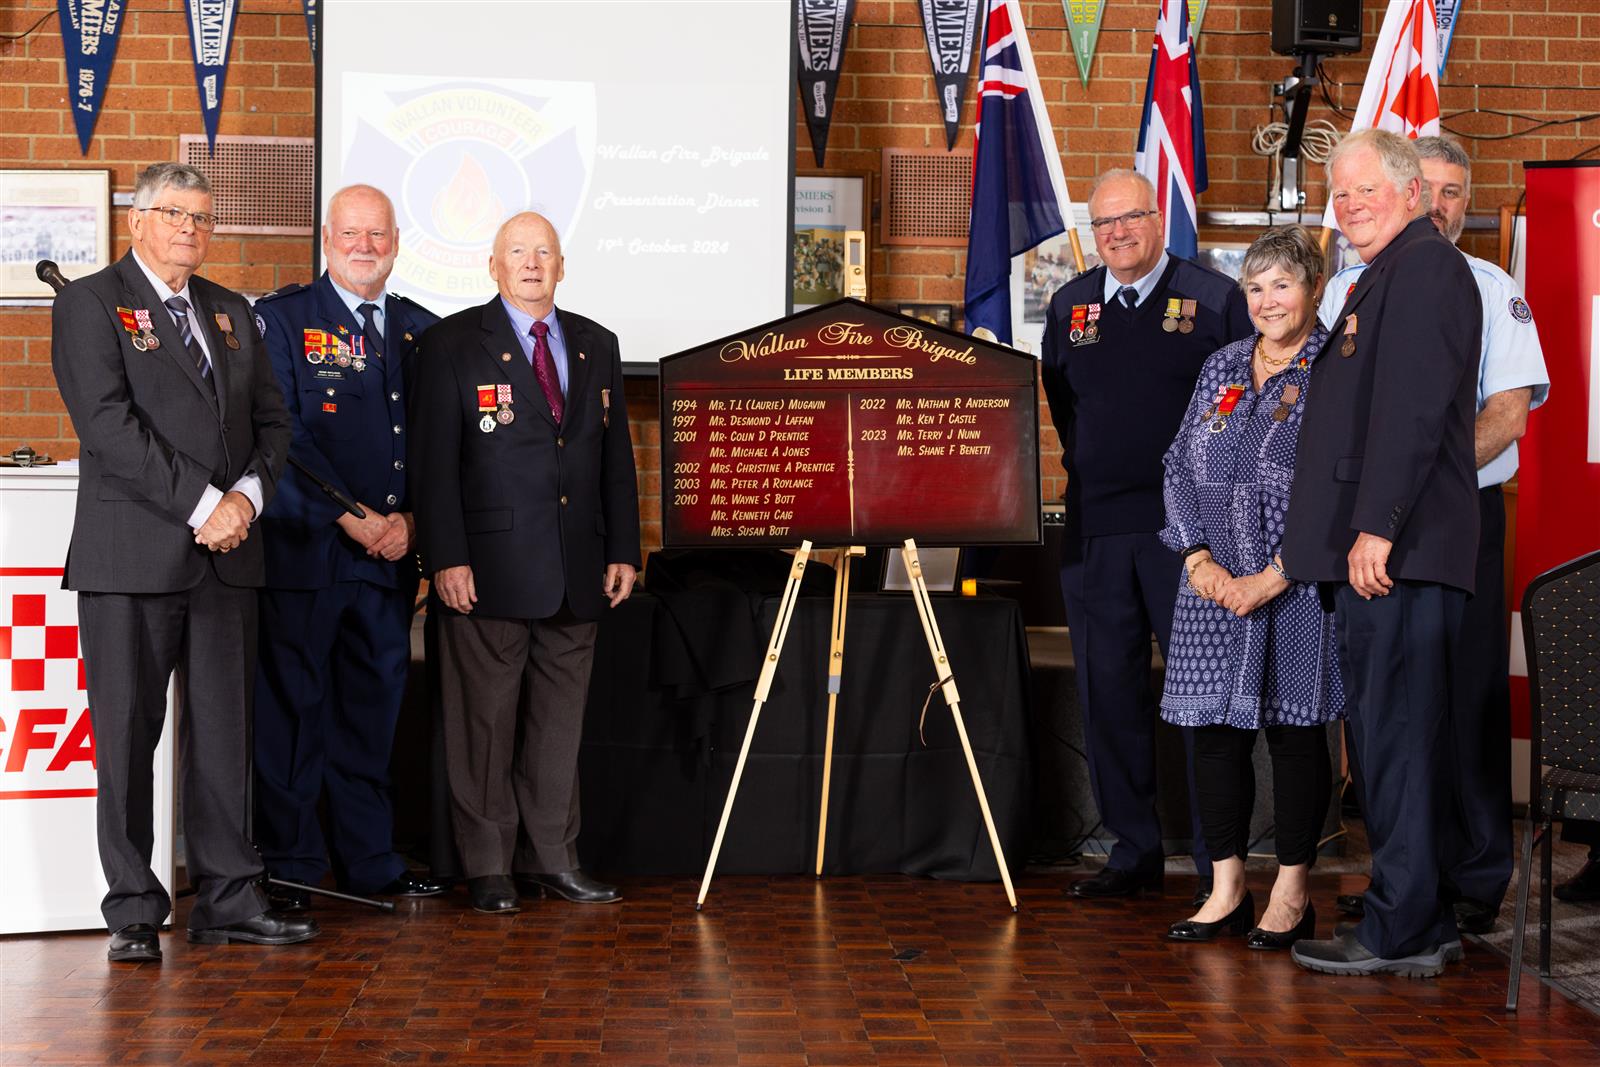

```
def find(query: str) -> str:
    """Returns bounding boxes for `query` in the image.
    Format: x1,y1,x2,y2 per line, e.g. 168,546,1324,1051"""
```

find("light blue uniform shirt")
1101,251,1171,308
1316,251,1550,488
330,278,387,338
499,298,570,396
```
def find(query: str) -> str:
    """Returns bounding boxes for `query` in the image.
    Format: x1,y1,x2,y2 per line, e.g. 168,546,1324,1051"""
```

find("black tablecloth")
575,589,1032,879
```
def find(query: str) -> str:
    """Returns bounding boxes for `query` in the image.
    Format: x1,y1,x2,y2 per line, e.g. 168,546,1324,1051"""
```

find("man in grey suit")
51,162,317,962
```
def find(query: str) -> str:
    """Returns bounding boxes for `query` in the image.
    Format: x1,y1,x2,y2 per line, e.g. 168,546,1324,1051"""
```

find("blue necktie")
163,295,212,383
1118,285,1138,309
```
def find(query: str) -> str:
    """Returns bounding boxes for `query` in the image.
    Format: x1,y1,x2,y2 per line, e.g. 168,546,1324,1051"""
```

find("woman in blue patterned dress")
1158,225,1344,948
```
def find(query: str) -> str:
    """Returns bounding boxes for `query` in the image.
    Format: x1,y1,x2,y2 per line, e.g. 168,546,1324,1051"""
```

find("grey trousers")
435,605,597,878
78,570,269,932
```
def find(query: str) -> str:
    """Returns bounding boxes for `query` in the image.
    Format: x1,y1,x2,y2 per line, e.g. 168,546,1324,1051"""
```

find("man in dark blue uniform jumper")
1284,130,1482,978
252,184,444,908
1042,169,1252,902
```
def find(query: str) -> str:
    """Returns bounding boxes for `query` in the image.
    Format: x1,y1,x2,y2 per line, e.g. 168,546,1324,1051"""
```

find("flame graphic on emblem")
431,152,504,244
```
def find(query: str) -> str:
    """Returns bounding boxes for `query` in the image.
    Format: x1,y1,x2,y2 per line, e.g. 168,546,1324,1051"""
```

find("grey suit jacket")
51,252,292,593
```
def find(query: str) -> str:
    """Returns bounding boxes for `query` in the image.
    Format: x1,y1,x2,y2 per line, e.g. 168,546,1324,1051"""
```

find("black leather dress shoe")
1335,892,1366,917
372,871,446,897
1246,903,1316,950
267,883,311,913
1452,896,1497,934
1191,875,1214,909
468,875,520,914
108,923,161,963
522,869,622,904
1555,858,1600,903
1167,891,1254,942
1069,867,1163,899
187,910,319,945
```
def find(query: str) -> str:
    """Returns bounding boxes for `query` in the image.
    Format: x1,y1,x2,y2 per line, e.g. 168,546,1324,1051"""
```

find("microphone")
36,260,68,294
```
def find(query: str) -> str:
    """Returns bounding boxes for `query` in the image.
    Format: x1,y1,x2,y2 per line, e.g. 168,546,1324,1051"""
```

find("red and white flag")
1323,0,1440,226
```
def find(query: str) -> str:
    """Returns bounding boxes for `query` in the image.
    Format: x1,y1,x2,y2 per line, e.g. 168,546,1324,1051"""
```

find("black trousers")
1059,530,1210,875
78,570,269,932
1336,580,1465,958
435,603,597,878
1444,485,1513,910
1192,724,1331,866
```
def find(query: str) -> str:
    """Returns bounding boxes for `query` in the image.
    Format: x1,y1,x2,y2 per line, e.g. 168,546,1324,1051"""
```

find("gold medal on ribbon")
1161,297,1182,333
1340,314,1358,357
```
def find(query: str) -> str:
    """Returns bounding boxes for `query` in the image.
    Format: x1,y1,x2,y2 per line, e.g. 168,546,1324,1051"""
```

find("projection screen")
318,0,795,367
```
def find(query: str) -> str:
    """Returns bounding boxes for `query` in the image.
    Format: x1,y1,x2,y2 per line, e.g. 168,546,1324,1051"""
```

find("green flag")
1062,1,1106,89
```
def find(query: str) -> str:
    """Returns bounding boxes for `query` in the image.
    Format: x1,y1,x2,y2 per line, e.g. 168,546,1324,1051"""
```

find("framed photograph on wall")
1008,206,1097,355
1195,241,1251,282
896,302,954,328
794,172,868,310
1,169,112,299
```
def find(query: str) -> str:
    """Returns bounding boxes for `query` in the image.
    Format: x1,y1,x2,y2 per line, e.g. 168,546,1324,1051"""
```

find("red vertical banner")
1510,161,1600,742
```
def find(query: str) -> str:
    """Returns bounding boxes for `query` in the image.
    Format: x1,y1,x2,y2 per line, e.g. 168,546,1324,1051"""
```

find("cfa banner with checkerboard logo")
0,467,174,934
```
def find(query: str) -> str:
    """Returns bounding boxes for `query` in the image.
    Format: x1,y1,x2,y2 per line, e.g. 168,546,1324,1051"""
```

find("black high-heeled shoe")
1167,890,1254,942
1245,902,1316,950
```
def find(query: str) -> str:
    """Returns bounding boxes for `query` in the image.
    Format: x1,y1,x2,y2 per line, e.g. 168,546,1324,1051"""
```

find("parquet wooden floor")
4,869,1599,1065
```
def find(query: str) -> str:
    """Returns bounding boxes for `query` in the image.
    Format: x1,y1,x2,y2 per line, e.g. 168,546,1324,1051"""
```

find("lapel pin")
501,351,512,362
403,332,413,342
579,352,586,361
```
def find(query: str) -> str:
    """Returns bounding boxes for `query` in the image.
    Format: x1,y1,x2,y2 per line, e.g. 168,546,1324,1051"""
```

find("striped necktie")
163,295,212,383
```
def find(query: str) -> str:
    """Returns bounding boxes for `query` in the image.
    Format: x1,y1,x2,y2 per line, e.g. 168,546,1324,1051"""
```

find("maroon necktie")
529,320,564,424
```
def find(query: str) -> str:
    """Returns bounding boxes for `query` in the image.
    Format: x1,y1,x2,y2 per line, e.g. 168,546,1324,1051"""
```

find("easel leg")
815,546,864,877
696,541,815,910
899,538,1020,912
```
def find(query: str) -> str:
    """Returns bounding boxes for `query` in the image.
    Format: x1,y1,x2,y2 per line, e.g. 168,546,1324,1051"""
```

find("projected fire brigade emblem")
338,75,596,306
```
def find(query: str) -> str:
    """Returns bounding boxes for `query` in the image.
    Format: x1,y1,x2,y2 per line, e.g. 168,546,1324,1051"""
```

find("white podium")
0,465,176,933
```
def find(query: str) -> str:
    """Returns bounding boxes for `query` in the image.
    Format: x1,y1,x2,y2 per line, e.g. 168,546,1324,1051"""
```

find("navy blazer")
408,297,642,621
51,253,291,593
254,274,439,590
1281,216,1482,592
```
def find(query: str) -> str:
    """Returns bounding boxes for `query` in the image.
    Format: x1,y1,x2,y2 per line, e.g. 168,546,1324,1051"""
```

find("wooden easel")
695,538,1018,912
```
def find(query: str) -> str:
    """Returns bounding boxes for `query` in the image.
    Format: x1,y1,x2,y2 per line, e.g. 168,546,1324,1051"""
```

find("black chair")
1507,549,1600,1011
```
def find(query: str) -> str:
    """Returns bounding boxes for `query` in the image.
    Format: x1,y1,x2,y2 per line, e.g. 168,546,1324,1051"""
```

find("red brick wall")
4,0,1596,550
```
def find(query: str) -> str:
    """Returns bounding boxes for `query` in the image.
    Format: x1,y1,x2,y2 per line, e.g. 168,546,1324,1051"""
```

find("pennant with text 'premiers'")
58,0,128,155
303,0,317,55
183,0,241,154
918,0,983,150
1436,0,1463,77
796,0,857,167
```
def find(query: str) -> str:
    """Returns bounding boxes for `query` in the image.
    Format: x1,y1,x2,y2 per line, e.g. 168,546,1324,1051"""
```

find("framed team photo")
0,168,112,299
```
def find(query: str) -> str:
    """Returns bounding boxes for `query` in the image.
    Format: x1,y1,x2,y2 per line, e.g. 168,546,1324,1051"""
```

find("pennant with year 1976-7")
796,0,856,167
917,0,982,150
58,0,128,155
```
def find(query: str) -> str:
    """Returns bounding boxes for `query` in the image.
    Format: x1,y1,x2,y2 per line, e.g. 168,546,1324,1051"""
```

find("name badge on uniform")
1161,297,1183,333
477,384,498,433
214,312,240,350
1340,314,1358,358
1272,383,1300,422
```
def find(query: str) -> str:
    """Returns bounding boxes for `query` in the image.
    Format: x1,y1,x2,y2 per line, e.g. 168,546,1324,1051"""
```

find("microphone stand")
38,259,393,914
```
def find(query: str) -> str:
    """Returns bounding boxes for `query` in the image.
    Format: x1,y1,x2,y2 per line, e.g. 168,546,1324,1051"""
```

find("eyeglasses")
136,206,218,232
1088,209,1158,235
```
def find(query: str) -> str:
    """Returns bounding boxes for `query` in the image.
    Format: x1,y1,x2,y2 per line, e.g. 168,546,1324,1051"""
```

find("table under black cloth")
575,589,1032,880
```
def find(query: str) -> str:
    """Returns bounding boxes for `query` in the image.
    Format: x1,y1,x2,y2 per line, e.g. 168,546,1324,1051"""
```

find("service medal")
495,383,513,424
479,413,496,433
132,309,161,350
1161,297,1182,332
1208,384,1246,433
1177,299,1197,334
496,407,514,425
1340,313,1358,358
352,359,366,372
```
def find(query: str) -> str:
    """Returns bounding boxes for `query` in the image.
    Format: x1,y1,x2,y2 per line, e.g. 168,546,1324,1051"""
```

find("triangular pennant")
796,0,857,167
303,0,317,55
1186,0,1208,44
1061,1,1107,89
57,0,128,154
182,0,242,154
1436,0,1463,77
917,0,983,150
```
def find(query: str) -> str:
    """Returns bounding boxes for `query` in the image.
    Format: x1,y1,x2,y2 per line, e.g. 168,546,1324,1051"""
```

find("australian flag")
1134,0,1207,260
963,0,1073,345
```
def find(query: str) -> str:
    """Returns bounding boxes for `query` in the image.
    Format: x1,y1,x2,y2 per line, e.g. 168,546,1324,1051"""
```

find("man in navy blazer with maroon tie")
410,212,641,914
1282,130,1482,978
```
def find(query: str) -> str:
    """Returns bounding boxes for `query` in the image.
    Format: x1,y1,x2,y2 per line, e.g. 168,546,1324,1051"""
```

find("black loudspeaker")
1271,0,1362,56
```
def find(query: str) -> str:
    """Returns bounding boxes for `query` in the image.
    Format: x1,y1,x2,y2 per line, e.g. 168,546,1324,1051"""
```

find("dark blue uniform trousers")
1444,485,1513,912
254,580,412,890
1060,530,1210,876
1337,580,1466,958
